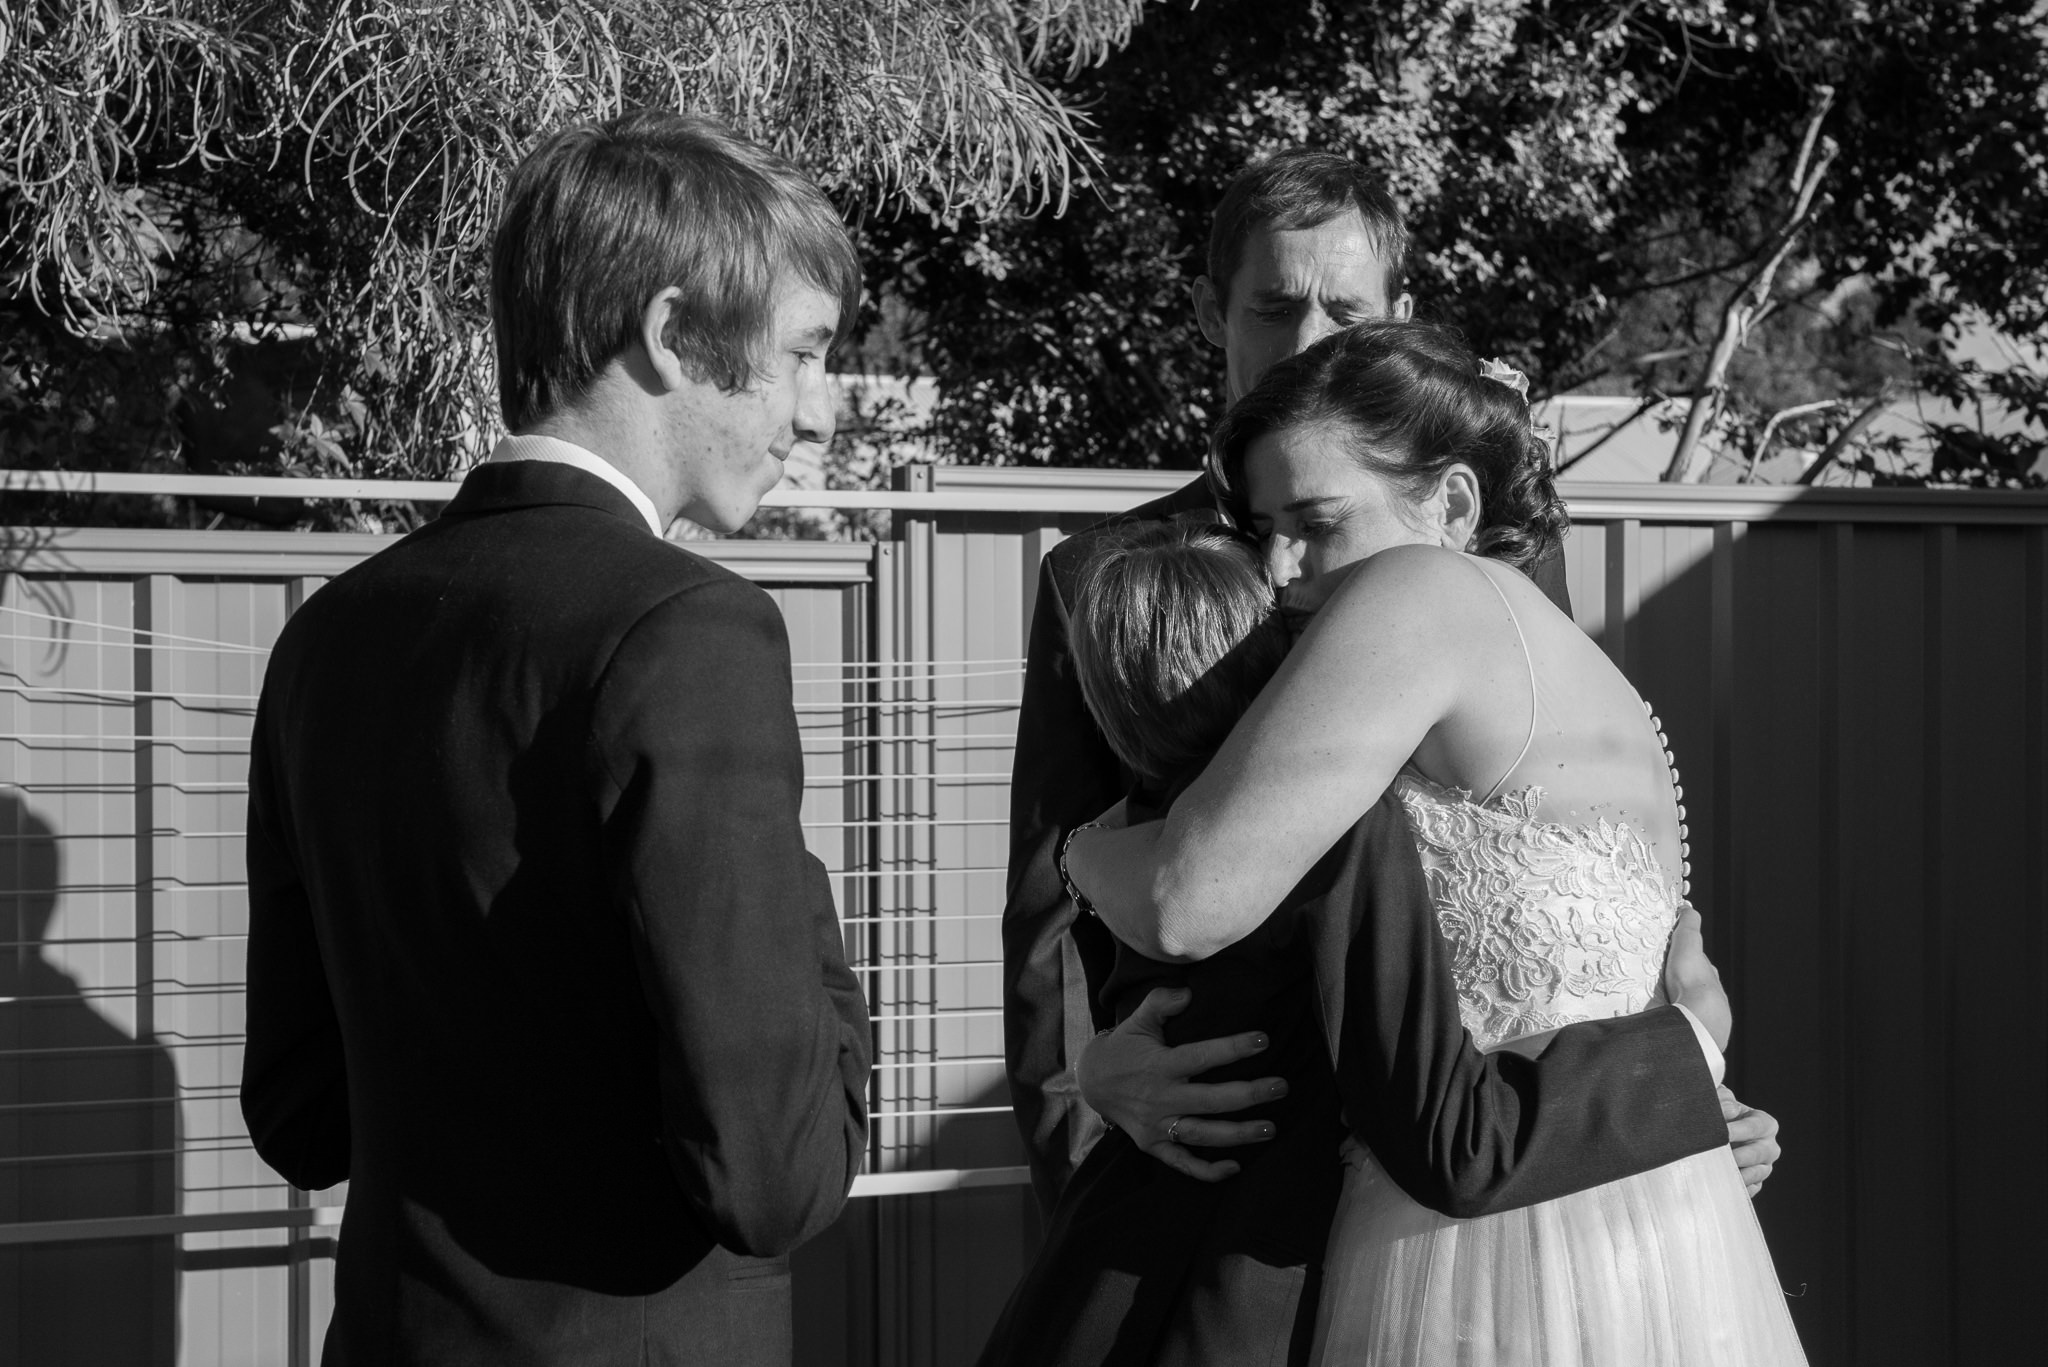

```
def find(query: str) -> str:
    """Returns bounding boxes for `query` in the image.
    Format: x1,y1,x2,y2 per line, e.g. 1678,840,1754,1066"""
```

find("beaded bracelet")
1058,821,1105,917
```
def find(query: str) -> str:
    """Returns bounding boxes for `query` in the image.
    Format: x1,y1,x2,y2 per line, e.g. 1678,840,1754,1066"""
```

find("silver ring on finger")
1166,1117,1183,1145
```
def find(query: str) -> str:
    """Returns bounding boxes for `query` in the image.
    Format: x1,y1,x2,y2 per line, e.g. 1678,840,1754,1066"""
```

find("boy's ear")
639,287,689,392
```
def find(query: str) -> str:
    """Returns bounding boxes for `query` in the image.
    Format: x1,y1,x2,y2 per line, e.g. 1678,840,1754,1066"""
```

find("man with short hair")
1192,155,1413,405
241,110,871,1366
994,150,1777,1360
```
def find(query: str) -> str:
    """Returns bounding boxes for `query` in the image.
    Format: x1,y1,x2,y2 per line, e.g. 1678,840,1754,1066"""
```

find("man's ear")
638,286,688,393
1191,276,1228,349
1437,463,1483,550
1391,291,1415,322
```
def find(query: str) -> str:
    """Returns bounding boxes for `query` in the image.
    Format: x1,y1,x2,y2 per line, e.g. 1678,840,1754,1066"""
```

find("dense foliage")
4,0,2044,503
870,0,2048,483
0,0,1143,509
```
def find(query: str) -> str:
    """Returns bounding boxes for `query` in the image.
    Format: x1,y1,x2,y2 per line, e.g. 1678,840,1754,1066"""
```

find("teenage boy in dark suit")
242,111,871,1367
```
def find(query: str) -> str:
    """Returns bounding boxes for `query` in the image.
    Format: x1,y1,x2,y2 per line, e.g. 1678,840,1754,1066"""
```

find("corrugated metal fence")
3,470,2045,1365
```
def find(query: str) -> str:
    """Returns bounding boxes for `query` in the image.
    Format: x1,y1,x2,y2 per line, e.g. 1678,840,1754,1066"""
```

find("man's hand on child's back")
1077,986,1287,1183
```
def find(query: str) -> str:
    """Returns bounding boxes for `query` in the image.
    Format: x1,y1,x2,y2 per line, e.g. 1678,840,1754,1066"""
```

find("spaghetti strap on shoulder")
1463,556,1537,805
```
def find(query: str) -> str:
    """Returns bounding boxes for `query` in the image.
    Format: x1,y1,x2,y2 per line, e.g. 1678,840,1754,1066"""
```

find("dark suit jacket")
990,476,1718,1365
1001,474,1575,1206
982,791,1725,1367
241,462,871,1367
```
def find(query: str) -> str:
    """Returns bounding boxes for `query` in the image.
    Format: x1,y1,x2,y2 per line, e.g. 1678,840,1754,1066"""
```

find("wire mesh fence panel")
4,581,233,1362
0,565,1032,1197
2,545,1034,1363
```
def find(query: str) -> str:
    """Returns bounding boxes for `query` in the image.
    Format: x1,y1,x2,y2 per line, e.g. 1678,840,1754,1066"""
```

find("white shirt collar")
486,434,665,538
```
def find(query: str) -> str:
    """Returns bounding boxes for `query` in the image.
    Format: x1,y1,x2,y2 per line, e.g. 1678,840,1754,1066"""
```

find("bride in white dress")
1063,320,1807,1365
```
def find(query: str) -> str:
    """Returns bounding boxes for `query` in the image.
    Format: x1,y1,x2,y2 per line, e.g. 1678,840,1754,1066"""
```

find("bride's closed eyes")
1250,497,1351,543
1252,513,1339,540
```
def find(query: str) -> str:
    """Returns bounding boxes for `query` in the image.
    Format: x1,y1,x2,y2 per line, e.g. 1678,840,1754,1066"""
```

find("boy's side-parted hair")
490,108,862,431
1069,518,1292,784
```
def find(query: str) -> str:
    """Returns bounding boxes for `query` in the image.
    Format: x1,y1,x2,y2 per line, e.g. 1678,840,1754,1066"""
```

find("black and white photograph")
3,3,2044,1364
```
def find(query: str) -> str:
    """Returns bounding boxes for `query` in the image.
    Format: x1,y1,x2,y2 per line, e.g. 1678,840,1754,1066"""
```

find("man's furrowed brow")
1253,284,1376,315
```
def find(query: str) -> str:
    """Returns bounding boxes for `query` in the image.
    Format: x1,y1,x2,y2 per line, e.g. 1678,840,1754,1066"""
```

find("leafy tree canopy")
0,0,1144,499
4,0,2044,504
869,0,2048,484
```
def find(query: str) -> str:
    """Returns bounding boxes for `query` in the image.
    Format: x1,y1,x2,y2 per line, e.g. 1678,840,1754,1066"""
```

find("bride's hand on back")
1077,986,1287,1182
1663,909,1784,1196
1719,1087,1782,1198
1662,906,1730,1052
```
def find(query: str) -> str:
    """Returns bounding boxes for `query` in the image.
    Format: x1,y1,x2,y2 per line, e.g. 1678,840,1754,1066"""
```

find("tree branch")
1613,255,1761,299
1795,385,1895,486
1662,86,1839,482
1744,398,1845,481
1555,394,1666,475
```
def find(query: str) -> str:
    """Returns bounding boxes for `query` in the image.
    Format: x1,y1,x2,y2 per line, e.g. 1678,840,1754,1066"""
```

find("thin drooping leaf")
1,1,1149,483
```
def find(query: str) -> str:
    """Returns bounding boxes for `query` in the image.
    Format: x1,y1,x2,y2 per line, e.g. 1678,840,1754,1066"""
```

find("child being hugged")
1068,515,1291,794
975,516,1345,1367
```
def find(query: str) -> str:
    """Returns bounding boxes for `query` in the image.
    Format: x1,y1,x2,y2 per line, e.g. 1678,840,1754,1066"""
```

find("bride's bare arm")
1068,545,1476,961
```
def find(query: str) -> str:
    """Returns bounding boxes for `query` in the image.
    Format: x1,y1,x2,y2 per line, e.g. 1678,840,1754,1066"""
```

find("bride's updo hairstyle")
1207,320,1568,573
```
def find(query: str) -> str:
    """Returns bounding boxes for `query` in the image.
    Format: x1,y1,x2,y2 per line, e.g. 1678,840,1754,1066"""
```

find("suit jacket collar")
442,459,658,535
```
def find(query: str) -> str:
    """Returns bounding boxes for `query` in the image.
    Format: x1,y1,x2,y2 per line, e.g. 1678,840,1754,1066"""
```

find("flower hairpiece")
1478,358,1556,450
1478,357,1531,401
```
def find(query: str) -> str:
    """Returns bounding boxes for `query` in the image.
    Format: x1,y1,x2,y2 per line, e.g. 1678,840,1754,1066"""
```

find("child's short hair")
1069,518,1291,783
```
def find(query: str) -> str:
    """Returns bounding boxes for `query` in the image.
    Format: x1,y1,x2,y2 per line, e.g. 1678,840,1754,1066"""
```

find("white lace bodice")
1395,770,1685,1052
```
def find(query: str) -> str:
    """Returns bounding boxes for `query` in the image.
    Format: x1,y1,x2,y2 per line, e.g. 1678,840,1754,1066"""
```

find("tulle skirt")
1309,1139,1807,1366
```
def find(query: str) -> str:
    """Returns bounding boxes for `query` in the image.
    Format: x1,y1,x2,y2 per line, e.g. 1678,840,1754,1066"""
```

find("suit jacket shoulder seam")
584,574,782,795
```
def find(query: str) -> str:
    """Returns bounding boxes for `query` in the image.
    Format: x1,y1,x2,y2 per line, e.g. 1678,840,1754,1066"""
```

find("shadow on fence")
1,791,181,1365
1568,503,2048,1366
